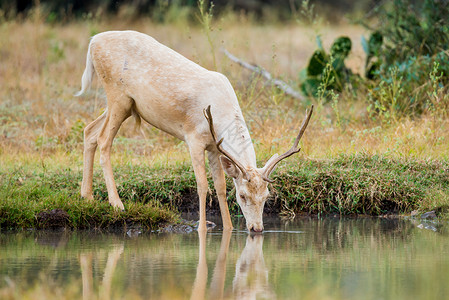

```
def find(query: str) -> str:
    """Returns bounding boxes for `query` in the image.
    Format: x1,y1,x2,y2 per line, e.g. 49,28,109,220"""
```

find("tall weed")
197,0,216,70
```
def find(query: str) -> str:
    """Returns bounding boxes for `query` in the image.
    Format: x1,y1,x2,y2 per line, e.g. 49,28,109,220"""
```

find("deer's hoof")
195,220,216,231
81,193,94,201
110,201,125,211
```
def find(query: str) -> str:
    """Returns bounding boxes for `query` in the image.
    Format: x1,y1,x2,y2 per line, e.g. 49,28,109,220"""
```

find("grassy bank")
1,154,448,230
0,157,178,230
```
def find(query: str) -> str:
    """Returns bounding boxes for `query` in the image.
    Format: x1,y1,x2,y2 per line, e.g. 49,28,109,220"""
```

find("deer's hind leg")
81,111,107,200
97,90,133,210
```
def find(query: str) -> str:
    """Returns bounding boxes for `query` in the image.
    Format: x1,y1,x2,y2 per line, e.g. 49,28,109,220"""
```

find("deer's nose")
249,224,264,233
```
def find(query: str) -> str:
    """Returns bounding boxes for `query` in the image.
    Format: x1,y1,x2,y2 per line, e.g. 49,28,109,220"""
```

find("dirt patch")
36,209,70,229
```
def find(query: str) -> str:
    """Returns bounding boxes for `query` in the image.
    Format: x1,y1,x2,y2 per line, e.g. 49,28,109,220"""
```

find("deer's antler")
204,105,250,181
261,105,314,182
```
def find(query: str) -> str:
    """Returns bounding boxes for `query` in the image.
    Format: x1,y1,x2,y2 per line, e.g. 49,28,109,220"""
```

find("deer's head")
204,105,313,232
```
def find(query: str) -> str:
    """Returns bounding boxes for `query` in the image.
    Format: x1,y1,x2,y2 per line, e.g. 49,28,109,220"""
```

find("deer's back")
89,30,239,142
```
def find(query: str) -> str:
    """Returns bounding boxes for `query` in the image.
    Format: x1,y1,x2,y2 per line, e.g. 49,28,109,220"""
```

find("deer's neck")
216,110,256,168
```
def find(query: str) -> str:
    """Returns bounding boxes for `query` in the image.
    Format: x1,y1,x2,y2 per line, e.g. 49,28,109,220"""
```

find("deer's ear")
220,156,241,179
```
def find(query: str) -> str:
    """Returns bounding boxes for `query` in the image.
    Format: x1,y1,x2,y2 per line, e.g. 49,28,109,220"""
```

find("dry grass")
0,14,448,168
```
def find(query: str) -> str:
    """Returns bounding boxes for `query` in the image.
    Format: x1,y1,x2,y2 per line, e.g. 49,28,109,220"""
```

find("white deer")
76,30,313,232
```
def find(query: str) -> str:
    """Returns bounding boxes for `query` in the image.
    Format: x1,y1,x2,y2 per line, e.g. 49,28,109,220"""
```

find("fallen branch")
221,48,306,101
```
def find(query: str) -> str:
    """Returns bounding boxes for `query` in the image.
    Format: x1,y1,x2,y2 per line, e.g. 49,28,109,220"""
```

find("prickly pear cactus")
330,37,352,58
331,37,352,72
362,31,383,79
307,50,327,76
300,36,353,97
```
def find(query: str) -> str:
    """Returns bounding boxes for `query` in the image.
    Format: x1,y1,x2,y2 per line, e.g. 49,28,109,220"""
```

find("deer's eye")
239,194,246,203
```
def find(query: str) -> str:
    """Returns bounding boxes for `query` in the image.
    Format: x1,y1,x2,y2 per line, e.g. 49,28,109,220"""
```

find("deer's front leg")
188,144,208,232
208,151,233,230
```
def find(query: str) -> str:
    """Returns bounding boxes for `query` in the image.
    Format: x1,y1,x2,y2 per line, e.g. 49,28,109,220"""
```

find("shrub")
361,0,449,118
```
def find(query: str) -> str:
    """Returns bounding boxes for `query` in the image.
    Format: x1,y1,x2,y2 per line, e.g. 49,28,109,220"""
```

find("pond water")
0,217,448,299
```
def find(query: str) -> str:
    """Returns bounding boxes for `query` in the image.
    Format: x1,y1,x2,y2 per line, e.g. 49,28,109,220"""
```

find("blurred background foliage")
0,0,378,22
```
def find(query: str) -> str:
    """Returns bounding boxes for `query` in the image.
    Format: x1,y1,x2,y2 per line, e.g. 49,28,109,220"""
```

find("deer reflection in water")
79,243,124,300
77,231,273,300
191,230,275,300
233,234,274,300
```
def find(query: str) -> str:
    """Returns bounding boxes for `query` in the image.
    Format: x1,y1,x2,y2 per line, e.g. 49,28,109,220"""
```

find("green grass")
1,154,448,230
271,155,449,215
0,166,177,230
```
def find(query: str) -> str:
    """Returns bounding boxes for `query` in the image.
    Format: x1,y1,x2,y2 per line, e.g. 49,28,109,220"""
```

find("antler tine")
204,105,249,180
262,174,275,183
263,105,314,180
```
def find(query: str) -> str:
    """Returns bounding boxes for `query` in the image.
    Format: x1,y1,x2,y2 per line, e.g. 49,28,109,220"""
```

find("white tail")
75,43,95,97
